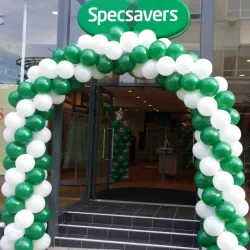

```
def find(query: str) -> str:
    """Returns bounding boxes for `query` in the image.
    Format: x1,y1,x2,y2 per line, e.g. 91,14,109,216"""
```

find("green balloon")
34,207,51,223
187,52,199,62
80,49,98,66
227,108,240,125
25,222,45,240
234,171,245,186
1,210,15,224
8,91,22,107
190,108,199,116
116,53,135,73
117,168,126,175
192,113,211,131
35,154,52,170
148,41,167,60
3,156,15,170
215,91,236,110
181,73,200,91
194,172,213,189
53,77,71,95
167,42,186,60
35,109,53,120
207,246,220,250
109,26,124,42
216,201,236,221
155,75,166,86
18,81,37,99
15,182,34,200
26,168,45,185
52,48,65,63
113,64,126,75
97,55,114,74
237,231,250,246
131,45,149,64
70,76,85,90
220,156,243,176
200,218,205,226
199,78,219,96
65,44,81,64
112,120,121,129
14,127,33,145
6,142,25,159
200,127,220,146
34,77,52,93
4,196,25,214
111,172,121,181
15,237,33,250
164,72,182,92
202,187,222,206
26,114,45,132
121,161,130,169
197,230,217,248
195,159,201,171
212,141,232,161
225,216,248,236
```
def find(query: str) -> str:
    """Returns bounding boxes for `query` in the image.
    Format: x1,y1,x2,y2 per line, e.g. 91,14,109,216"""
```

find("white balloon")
91,66,105,80
235,200,249,217
4,112,26,132
77,34,93,50
1,182,15,197
215,76,228,92
193,141,212,160
25,194,45,213
141,60,158,79
200,157,220,176
220,125,241,144
74,64,92,83
217,231,238,250
5,168,25,186
33,128,51,143
211,110,231,130
175,54,194,75
198,189,203,199
197,97,218,116
105,41,123,60
16,154,35,172
192,59,213,79
34,180,52,197
159,38,171,48
184,91,203,109
49,90,65,105
27,66,39,82
195,200,215,219
194,131,201,141
223,185,246,205
213,171,234,191
176,89,188,101
3,128,14,143
4,223,25,242
26,140,46,158
156,56,175,76
0,236,15,250
233,247,247,250
38,58,57,79
138,30,156,48
231,141,243,157
16,99,35,118
44,170,48,179
92,34,109,54
33,94,53,112
120,32,139,52
132,64,144,78
204,216,225,236
43,223,48,230
57,61,74,79
33,233,51,250
14,209,34,229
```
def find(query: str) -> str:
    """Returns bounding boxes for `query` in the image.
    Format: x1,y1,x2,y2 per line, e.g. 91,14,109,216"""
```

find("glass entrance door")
91,86,114,198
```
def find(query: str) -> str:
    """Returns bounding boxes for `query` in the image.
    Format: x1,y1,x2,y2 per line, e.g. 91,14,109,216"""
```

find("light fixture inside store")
136,96,140,99
143,101,147,103
128,90,132,93
239,74,245,77
136,110,138,112
125,109,128,111
156,110,160,112
247,59,250,62
113,98,116,100
85,85,90,88
52,11,58,15
148,104,152,107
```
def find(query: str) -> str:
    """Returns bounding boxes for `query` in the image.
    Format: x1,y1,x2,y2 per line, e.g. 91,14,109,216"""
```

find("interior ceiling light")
136,96,140,99
148,104,152,107
52,11,58,15
247,59,250,62
239,74,245,77
156,110,159,112
128,90,132,93
143,101,147,103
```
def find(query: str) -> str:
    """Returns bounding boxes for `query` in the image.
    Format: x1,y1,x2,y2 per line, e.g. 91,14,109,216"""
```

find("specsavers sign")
0,85,17,175
78,0,191,38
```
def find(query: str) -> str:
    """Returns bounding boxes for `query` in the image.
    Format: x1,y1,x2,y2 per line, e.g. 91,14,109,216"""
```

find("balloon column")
111,108,132,181
1,26,249,250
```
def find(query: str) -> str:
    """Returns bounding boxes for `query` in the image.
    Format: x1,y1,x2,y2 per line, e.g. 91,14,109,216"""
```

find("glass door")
91,86,114,198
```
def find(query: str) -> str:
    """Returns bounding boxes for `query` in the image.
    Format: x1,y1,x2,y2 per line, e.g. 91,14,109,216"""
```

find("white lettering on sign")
88,7,179,26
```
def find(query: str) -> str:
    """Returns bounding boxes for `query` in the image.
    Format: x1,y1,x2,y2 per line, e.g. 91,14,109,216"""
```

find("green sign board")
78,0,191,38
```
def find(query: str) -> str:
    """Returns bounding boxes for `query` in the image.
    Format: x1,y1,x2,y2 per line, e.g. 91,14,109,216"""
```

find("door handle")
102,128,106,159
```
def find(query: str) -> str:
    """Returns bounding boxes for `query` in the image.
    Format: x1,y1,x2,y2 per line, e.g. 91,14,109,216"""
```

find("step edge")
67,211,199,222
55,236,199,250
59,223,197,236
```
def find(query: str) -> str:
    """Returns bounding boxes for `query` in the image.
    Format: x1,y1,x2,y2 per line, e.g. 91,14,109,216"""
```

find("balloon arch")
1,27,249,250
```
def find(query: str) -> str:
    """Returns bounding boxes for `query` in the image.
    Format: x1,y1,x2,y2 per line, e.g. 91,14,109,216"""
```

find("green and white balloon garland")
1,26,249,250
